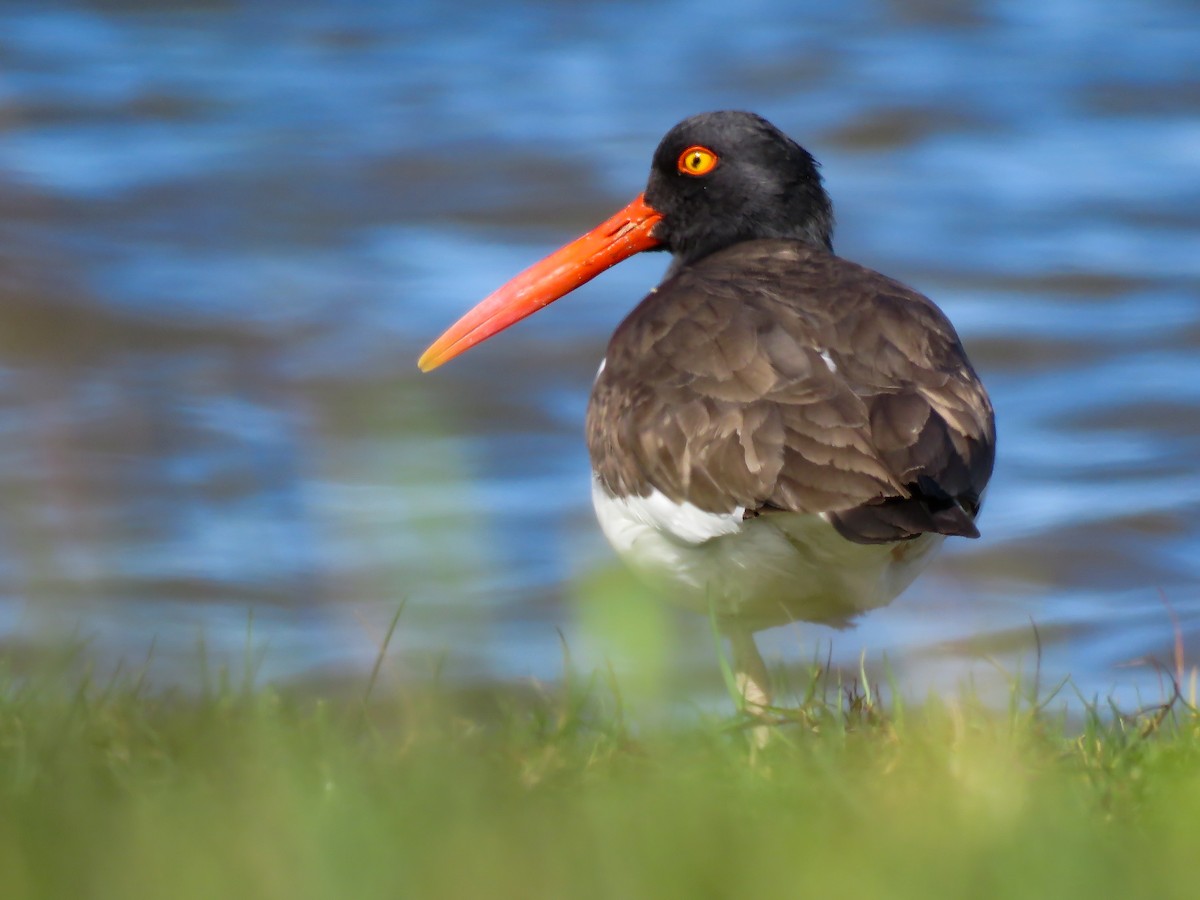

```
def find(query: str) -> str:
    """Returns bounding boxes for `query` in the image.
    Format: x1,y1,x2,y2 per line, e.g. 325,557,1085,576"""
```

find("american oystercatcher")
420,111,995,718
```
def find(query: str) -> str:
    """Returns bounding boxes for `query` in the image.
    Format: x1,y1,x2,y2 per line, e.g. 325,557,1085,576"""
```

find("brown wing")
585,240,995,544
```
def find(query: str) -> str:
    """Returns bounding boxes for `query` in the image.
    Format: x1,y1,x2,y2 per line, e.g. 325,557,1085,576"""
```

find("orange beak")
418,194,663,372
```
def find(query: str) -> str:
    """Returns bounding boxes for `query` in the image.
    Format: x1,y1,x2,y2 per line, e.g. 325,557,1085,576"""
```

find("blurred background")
0,0,1196,709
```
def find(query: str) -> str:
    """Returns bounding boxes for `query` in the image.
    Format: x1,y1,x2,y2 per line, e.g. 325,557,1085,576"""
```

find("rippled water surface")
1,0,1197,706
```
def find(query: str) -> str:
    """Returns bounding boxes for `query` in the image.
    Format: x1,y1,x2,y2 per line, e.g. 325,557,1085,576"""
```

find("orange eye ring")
677,145,719,177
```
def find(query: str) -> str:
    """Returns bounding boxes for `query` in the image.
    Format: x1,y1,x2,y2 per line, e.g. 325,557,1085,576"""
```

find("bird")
419,110,995,724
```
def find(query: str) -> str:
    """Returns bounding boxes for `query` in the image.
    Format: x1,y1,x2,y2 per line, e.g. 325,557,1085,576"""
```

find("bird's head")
419,111,832,371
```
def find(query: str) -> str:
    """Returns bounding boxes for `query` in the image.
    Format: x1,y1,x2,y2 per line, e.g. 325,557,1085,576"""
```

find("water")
0,0,1197,708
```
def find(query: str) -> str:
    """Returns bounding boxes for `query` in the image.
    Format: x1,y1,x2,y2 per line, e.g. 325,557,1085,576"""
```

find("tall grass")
0,632,1196,900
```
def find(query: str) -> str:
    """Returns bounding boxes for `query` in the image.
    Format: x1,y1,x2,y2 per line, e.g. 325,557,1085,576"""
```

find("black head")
419,112,836,371
643,111,834,266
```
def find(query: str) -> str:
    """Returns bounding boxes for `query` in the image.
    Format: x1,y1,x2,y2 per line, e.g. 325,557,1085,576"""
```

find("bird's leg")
725,627,772,748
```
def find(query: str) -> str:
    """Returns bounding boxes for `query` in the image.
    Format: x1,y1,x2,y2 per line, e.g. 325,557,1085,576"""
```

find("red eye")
677,145,719,176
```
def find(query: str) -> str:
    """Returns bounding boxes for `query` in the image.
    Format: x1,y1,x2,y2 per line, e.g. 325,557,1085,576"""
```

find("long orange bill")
418,194,663,371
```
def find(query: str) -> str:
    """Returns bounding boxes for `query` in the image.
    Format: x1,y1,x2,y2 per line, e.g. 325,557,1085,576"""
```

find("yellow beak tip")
417,342,449,371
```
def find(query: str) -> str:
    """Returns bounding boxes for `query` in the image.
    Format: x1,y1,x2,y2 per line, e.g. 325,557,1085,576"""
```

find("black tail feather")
828,477,981,545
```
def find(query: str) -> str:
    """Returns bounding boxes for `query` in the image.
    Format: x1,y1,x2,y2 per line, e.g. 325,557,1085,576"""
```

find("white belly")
591,476,943,629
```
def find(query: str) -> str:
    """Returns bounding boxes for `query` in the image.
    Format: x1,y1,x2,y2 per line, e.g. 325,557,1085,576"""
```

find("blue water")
0,0,1197,709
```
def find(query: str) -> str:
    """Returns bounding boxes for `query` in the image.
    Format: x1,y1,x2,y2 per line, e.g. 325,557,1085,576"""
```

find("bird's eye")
677,145,719,177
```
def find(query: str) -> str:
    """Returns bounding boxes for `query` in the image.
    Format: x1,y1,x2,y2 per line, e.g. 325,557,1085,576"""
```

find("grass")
0,633,1197,900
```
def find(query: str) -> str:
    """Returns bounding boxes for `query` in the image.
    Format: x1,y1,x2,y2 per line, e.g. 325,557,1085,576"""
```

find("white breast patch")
591,477,745,548
590,474,944,627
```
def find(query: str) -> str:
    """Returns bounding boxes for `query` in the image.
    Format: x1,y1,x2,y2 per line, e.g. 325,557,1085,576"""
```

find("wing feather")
586,240,995,543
